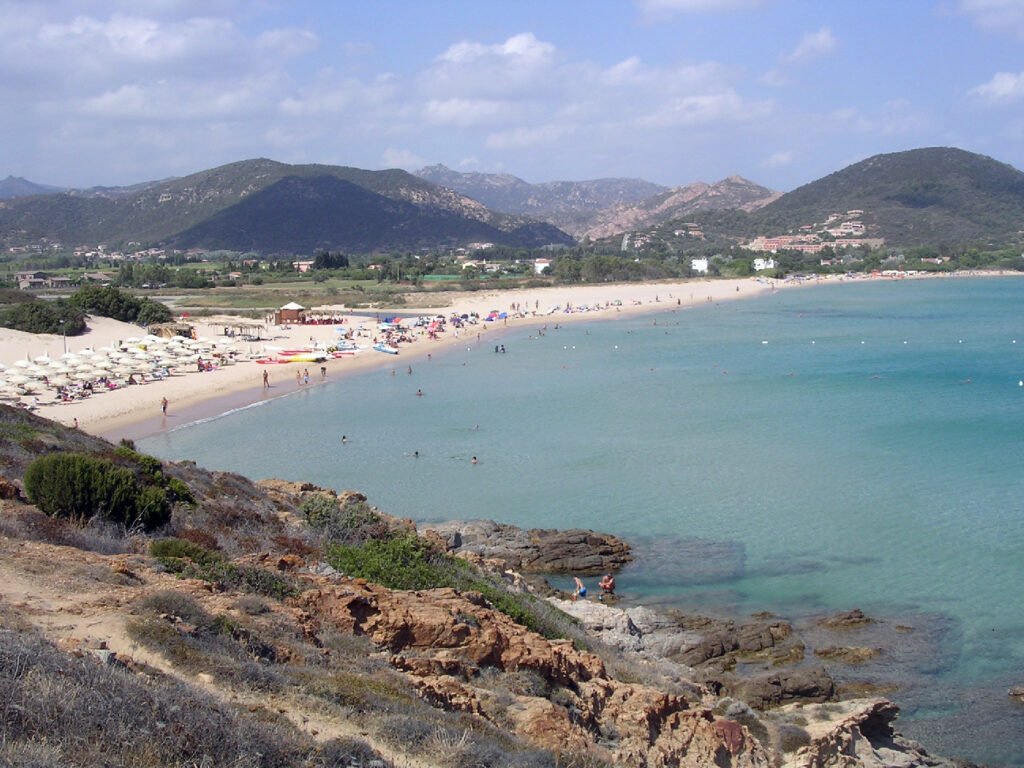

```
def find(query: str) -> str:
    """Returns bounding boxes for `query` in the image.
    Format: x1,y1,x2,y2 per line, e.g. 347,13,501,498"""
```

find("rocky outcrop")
299,579,769,766
421,519,632,575
778,698,970,768
556,598,834,711
731,668,836,710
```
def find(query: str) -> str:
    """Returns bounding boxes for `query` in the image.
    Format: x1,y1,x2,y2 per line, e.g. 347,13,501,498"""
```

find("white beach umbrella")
12,360,30,369
4,374,28,386
60,351,81,361
72,371,98,382
26,366,49,379
49,376,72,388
34,354,52,364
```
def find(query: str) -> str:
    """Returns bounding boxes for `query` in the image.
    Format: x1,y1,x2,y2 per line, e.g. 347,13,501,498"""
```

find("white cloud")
959,0,1024,39
424,98,518,127
438,32,554,65
640,90,772,128
782,27,837,64
970,71,1024,104
825,100,930,136
762,150,793,168
256,28,319,58
485,124,570,150
381,148,425,169
760,27,836,87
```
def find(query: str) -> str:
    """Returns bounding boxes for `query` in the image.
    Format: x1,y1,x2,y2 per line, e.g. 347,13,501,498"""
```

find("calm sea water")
141,277,1024,766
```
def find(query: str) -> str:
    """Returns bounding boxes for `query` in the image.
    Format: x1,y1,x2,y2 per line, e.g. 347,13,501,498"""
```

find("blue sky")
2,0,1024,192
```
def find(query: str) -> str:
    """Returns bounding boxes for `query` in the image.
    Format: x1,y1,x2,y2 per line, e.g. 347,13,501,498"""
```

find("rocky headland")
0,405,980,767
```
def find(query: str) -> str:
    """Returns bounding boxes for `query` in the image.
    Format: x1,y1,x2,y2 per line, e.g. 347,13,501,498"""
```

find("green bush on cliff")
326,534,575,639
151,537,297,600
24,452,170,531
302,493,390,545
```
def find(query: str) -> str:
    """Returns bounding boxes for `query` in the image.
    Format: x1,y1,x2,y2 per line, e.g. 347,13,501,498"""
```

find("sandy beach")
0,277,794,442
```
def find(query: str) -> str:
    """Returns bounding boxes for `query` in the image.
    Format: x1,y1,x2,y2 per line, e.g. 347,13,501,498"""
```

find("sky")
2,0,1024,193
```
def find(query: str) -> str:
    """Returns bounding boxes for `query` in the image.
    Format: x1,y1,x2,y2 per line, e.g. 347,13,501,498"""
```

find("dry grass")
0,625,386,768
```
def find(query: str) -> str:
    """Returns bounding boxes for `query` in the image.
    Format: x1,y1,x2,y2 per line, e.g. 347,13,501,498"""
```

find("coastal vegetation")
24,451,171,530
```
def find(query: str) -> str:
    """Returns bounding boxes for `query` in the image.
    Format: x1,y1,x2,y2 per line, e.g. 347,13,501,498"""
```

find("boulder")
731,666,836,709
420,519,631,575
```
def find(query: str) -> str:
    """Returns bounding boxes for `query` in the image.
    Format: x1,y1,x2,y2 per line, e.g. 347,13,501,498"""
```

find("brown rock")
814,645,880,664
299,580,769,766
731,666,836,709
0,477,22,500
818,608,875,629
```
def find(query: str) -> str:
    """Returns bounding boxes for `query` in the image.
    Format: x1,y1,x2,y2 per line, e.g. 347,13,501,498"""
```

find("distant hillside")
581,176,779,240
0,159,573,253
0,176,64,199
416,164,668,235
171,175,567,253
752,147,1024,247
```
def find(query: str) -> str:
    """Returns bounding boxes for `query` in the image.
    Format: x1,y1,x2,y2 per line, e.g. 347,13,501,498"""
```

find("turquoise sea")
141,277,1024,766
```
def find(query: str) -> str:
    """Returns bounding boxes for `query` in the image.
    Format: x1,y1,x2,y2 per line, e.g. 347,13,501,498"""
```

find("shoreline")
2,270,1003,443
33,276,786,442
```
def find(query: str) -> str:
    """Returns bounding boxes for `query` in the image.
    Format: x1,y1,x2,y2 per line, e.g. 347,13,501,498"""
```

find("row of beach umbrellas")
0,334,239,401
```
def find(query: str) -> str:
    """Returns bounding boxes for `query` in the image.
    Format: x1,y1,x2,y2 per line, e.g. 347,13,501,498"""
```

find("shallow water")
141,277,1024,766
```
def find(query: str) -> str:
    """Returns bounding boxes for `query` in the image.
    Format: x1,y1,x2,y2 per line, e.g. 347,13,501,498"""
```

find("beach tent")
276,302,306,324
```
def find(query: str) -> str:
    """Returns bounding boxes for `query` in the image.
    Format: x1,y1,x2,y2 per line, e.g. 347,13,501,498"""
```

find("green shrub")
328,533,443,591
23,452,170,530
165,477,196,506
303,493,390,545
151,538,297,600
0,299,86,335
327,534,574,638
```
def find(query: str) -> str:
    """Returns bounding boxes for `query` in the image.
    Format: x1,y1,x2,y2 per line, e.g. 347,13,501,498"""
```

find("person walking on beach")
263,370,269,388
161,397,168,415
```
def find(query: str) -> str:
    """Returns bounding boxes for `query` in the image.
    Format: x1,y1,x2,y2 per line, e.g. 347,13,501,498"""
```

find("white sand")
0,277,789,441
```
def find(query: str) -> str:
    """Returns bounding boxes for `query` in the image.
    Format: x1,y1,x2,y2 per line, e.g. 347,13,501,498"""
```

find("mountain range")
0,160,574,254
415,165,778,238
3,147,1024,254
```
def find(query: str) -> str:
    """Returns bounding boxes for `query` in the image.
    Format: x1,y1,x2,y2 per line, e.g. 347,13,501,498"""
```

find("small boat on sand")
373,342,399,355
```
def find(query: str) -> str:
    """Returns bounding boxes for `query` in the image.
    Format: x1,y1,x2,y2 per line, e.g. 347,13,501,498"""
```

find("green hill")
752,147,1024,247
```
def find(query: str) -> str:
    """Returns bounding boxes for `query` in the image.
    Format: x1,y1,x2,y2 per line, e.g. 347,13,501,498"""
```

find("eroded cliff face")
299,578,769,767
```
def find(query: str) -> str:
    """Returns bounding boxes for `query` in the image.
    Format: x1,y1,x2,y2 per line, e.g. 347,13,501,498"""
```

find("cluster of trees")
69,285,173,326
0,285,172,335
